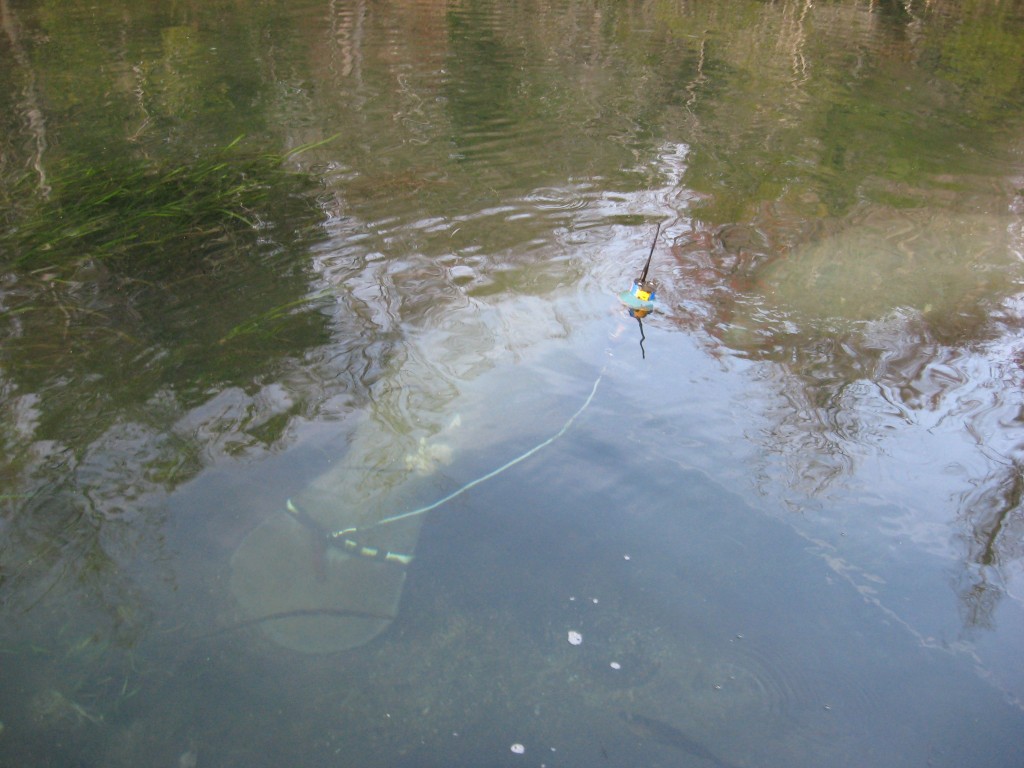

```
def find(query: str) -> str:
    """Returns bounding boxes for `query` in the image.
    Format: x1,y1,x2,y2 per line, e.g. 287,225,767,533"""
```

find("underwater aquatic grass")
1,135,336,274
217,290,333,344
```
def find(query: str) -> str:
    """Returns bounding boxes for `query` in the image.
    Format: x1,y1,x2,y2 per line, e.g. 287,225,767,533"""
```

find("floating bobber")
618,279,656,316
618,222,661,318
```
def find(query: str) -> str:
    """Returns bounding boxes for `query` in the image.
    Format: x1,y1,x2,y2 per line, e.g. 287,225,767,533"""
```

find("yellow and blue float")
618,222,661,318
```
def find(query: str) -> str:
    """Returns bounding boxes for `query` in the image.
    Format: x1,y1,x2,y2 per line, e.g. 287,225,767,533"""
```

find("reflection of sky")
4,0,1024,762
605,320,1024,709
299,127,1024,699
564,177,1024,702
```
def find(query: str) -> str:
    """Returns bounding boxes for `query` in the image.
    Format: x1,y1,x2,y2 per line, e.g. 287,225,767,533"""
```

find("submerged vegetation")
0,135,335,416
0,0,1023,765
0,137,325,275
0,137,337,661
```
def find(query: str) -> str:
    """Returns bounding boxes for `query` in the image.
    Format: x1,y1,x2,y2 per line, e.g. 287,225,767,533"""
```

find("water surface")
2,0,1023,765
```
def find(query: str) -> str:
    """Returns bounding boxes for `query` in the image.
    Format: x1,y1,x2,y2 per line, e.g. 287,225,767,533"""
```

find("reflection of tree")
326,0,365,80
0,1,349,648
664,195,1024,630
955,452,1024,630
1,0,1022,670
0,146,336,641
675,0,1024,222
0,0,49,194
642,0,1024,636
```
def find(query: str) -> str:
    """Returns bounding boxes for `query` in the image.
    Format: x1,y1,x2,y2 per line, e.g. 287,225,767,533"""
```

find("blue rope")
331,372,603,539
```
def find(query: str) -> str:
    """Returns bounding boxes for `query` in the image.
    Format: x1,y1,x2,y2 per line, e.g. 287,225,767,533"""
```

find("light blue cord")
332,372,603,538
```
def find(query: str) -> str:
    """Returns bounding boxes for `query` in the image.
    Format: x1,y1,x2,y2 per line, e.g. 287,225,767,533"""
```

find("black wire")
639,222,661,284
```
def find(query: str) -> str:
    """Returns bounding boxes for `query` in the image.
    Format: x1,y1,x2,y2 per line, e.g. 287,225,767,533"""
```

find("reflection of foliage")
933,0,1024,123
24,0,308,151
671,0,1024,223
0,140,333,654
668,187,1024,632
0,0,358,672
955,457,1024,630
0,0,1020,763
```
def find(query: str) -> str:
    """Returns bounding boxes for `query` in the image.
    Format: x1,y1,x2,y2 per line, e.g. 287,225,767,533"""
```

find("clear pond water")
2,0,1024,766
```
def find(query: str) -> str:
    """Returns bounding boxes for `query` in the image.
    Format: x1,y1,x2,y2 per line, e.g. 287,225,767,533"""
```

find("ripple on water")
692,645,818,722
524,184,597,213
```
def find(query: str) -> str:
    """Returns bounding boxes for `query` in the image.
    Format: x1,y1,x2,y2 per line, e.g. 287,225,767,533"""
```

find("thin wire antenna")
639,222,661,284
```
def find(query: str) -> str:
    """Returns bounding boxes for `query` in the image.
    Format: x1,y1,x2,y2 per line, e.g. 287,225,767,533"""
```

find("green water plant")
1,135,334,275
